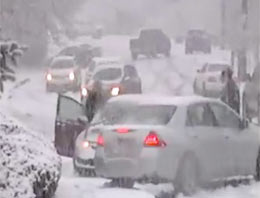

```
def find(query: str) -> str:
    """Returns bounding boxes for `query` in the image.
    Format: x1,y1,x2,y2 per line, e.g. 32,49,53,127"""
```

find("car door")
186,102,229,181
210,102,259,177
196,64,208,90
55,95,88,157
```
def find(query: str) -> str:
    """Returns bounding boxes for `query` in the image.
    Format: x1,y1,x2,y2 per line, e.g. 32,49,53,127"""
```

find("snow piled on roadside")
0,112,61,198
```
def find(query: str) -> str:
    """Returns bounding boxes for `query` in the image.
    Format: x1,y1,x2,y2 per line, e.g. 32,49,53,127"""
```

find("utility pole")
237,0,248,82
221,0,226,49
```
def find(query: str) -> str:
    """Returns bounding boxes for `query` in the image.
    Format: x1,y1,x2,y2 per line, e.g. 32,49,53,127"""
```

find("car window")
201,64,208,73
186,103,216,127
92,103,177,126
93,68,122,81
208,64,229,72
51,59,74,69
58,96,84,121
209,103,240,129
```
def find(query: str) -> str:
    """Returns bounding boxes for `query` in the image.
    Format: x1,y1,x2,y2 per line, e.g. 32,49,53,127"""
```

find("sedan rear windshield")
51,59,74,69
93,68,122,81
93,104,177,125
208,64,229,72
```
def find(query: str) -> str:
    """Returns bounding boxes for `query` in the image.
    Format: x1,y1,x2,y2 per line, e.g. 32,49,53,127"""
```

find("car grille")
76,157,94,166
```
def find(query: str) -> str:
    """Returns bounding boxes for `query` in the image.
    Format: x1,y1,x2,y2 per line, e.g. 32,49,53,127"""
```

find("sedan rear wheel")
112,178,135,188
175,157,200,196
255,148,260,181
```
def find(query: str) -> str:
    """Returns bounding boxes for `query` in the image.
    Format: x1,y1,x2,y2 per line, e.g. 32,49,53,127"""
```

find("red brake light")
144,132,166,147
116,128,129,133
97,134,104,146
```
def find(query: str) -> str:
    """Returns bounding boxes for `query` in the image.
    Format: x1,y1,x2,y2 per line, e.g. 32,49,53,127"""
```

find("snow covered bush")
0,113,61,198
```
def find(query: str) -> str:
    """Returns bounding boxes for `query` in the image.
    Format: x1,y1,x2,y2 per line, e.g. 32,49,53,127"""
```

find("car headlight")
111,87,120,96
81,87,88,97
46,73,52,81
69,72,75,81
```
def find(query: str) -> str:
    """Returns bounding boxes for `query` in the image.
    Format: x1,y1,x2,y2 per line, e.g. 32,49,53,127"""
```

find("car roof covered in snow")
51,55,75,64
108,94,220,107
92,57,122,66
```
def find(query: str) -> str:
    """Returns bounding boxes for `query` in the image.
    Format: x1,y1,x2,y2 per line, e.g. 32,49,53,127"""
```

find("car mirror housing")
77,116,89,125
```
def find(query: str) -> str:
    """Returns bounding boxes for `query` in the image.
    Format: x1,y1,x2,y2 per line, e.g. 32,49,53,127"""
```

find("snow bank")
0,113,61,198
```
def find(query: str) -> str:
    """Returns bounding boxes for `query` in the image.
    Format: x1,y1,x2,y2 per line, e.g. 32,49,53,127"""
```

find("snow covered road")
2,35,257,198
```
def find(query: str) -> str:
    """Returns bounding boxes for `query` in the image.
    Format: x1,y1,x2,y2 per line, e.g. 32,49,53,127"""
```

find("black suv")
185,30,211,54
130,29,171,60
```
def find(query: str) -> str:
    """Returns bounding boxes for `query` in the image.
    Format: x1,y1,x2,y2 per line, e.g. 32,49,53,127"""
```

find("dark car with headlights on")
45,56,81,92
80,64,142,104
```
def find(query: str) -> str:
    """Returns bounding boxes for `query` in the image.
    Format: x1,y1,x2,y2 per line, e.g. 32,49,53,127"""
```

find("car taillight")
144,132,166,147
208,76,217,82
97,134,104,146
116,127,129,133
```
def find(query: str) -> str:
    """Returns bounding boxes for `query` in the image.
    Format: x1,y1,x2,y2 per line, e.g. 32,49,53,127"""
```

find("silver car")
92,95,260,194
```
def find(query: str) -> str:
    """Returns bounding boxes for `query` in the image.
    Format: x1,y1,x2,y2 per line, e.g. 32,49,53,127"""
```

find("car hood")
48,67,75,76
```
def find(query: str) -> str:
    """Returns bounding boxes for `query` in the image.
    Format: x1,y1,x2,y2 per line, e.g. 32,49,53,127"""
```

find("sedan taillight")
144,131,166,147
97,134,104,147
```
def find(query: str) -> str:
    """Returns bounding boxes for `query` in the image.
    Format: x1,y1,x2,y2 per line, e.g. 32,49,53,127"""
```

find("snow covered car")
82,57,123,85
73,128,97,176
55,44,102,68
45,56,81,92
185,30,211,54
130,29,171,60
94,95,260,194
193,62,231,97
243,65,260,123
80,63,142,103
0,113,61,198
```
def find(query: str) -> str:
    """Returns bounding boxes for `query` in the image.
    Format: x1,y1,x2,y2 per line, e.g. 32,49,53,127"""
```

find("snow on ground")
3,35,255,198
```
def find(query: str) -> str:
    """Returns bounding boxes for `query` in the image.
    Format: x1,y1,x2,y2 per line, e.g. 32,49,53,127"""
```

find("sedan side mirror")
77,116,89,126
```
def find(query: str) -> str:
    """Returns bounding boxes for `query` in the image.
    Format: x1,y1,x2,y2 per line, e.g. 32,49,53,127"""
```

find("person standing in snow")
221,68,240,114
85,80,104,122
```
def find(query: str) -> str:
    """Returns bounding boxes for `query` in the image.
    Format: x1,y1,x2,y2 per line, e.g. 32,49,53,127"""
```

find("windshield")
208,64,229,72
51,59,74,69
92,103,177,125
93,68,122,81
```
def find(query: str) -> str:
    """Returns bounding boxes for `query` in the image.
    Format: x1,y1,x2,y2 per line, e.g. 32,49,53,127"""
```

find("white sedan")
193,62,231,97
45,56,81,92
91,95,260,194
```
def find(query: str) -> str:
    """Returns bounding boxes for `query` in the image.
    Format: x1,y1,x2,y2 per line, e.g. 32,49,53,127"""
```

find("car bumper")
47,81,79,92
74,146,96,170
95,148,163,180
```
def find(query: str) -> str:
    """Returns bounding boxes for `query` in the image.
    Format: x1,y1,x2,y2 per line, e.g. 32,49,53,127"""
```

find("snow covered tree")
0,41,26,93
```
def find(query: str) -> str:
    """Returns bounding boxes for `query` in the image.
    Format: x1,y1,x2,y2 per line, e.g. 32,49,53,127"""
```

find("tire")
175,156,200,196
73,160,96,177
255,148,260,181
110,178,135,188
